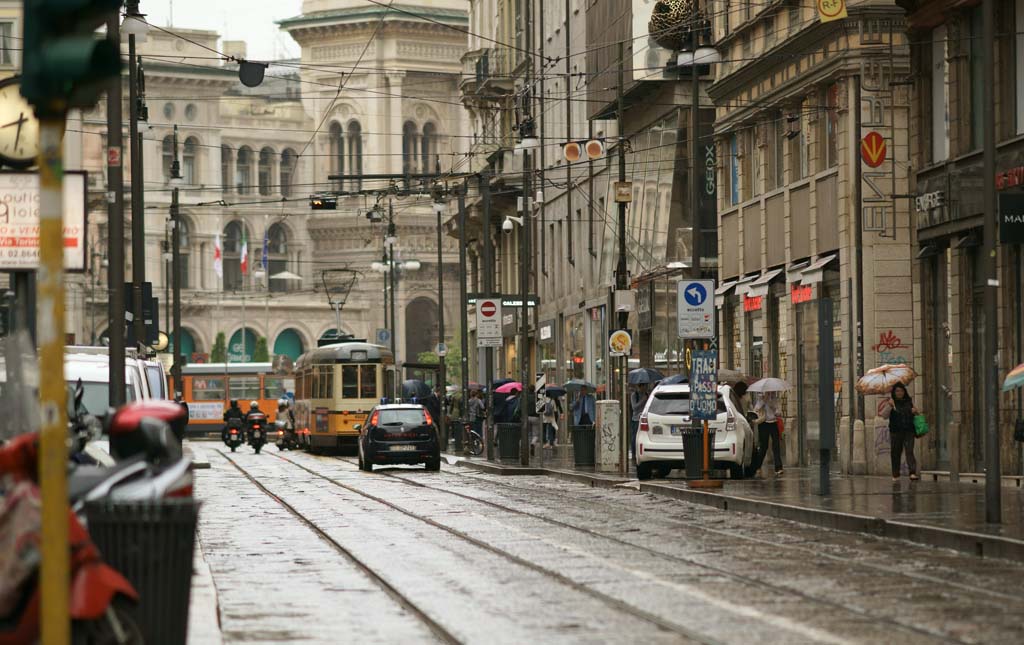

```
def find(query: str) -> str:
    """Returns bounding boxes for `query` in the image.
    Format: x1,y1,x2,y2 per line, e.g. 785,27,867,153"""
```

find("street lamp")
516,117,536,466
120,3,150,42
123,1,150,349
169,125,183,391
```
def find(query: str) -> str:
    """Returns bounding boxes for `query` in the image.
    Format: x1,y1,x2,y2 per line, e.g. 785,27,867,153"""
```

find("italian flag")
240,228,249,275
213,233,223,278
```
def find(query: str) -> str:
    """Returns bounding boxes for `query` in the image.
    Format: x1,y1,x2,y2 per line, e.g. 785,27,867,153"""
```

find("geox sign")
999,193,1024,245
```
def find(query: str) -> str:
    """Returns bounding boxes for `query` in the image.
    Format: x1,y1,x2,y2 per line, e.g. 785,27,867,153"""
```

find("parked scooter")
0,434,142,644
247,412,268,454
223,418,244,452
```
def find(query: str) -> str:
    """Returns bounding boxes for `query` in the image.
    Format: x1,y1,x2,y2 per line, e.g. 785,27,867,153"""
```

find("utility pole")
106,11,126,406
981,0,1001,523
128,0,146,350
520,145,532,466
458,183,469,451
481,171,495,460
388,199,398,398
615,41,628,473
434,195,447,447
690,18,701,281
170,126,183,391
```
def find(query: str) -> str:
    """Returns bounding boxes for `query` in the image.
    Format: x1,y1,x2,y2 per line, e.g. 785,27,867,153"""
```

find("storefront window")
589,306,607,394
795,271,842,466
539,320,557,387
564,313,586,380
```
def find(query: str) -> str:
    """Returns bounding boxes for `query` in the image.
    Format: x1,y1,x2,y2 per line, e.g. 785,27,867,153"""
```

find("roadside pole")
38,116,70,645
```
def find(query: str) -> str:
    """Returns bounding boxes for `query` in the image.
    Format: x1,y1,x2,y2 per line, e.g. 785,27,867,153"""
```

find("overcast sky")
143,0,304,61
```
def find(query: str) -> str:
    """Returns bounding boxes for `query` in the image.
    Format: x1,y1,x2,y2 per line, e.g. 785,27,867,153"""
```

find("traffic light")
310,195,337,210
21,0,123,117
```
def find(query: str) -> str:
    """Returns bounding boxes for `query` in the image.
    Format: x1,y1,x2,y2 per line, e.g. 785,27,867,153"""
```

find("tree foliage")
253,335,270,362
211,332,227,363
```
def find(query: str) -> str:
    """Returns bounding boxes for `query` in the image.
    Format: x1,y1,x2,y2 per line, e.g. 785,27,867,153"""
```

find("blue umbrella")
564,379,597,393
542,385,566,398
628,368,663,385
660,374,688,385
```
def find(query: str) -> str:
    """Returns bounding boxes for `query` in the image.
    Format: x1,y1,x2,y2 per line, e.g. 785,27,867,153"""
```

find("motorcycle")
223,418,244,452
275,416,299,451
247,412,268,454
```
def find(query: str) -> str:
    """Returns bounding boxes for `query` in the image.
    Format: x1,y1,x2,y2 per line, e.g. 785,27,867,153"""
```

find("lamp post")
372,209,420,401
514,119,540,466
106,10,126,404
169,125,183,390
432,198,447,446
123,1,150,350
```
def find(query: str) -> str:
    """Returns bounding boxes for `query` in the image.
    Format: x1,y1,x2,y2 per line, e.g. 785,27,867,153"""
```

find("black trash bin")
570,425,595,467
496,422,520,461
682,427,716,479
85,499,201,645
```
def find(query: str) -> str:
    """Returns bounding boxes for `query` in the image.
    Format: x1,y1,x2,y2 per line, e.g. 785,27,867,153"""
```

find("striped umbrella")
1002,363,1024,392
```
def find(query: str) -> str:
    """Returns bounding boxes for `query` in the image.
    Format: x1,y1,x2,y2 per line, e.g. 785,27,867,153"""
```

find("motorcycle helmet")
250,400,259,409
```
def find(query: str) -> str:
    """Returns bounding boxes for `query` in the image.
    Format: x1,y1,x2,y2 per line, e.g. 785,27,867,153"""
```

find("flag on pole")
213,233,223,278
261,230,269,271
240,228,249,275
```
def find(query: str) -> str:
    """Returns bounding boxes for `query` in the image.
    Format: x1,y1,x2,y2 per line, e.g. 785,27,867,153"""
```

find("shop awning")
713,279,738,307
785,259,810,283
799,253,838,285
745,268,785,297
732,274,760,298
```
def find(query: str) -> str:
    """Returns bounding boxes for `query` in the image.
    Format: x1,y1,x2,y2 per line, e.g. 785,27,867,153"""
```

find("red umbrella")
494,381,523,394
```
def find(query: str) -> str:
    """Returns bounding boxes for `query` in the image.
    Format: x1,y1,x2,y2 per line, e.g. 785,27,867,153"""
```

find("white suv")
635,383,754,480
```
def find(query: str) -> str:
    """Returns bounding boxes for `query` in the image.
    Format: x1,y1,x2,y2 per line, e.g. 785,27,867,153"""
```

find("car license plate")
253,431,261,438
670,426,681,435
389,445,416,452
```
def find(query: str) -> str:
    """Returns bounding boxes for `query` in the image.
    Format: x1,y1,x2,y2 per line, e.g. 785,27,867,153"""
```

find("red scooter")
0,433,141,644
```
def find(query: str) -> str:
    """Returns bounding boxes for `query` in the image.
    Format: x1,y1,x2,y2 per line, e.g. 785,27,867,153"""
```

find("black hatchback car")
356,404,441,471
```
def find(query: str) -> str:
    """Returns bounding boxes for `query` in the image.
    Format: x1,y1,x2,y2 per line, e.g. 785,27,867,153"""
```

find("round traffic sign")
683,283,708,307
480,301,497,317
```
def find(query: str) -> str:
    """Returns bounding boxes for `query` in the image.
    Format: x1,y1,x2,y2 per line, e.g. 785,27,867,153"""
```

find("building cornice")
279,4,469,30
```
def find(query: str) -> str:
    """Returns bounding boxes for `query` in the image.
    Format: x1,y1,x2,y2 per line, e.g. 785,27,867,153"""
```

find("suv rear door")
645,390,728,446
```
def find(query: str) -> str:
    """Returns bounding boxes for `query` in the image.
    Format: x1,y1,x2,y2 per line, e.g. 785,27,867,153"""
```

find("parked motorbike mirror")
353,424,361,431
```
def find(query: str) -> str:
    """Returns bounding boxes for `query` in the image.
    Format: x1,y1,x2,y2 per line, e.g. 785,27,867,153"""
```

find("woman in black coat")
880,383,920,481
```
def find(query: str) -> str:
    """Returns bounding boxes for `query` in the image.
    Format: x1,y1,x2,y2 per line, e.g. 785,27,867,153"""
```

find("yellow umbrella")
855,364,917,395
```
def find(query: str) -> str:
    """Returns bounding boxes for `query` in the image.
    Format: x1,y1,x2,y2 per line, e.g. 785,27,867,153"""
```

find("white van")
64,348,152,416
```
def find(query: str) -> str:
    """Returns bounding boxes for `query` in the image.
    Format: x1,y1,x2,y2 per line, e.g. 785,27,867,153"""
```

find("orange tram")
174,363,295,436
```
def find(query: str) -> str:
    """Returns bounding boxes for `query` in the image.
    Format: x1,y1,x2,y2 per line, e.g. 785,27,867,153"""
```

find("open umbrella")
495,381,523,394
564,379,597,393
401,379,431,400
855,364,917,395
467,382,483,391
660,374,688,385
1002,363,1024,391
748,377,792,393
541,385,566,398
628,367,663,385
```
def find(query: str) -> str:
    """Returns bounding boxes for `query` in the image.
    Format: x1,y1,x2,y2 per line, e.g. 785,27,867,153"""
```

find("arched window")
280,148,296,198
183,137,198,185
328,122,343,191
220,145,233,195
258,147,274,196
162,136,174,181
421,122,437,175
236,146,253,194
402,121,418,176
223,220,246,290
178,217,191,289
346,121,363,191
267,223,289,293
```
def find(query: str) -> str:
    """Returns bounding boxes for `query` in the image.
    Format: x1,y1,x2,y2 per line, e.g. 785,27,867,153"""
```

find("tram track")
442,463,1024,603
309,455,988,645
220,451,460,645
264,451,722,645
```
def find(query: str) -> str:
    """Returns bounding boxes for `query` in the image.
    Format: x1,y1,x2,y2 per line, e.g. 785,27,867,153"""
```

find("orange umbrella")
855,364,917,395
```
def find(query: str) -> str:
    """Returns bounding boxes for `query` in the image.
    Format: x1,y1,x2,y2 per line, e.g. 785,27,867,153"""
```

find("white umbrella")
748,377,792,393
270,271,303,281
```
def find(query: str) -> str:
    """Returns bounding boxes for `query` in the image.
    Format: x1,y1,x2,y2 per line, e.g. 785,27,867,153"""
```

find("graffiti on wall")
872,330,909,366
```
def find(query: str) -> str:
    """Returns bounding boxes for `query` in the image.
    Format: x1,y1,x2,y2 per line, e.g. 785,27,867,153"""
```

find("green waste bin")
570,425,595,467
496,422,520,461
84,499,200,645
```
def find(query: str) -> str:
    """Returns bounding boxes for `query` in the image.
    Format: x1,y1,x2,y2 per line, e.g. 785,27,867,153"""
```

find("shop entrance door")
970,259,987,473
795,301,819,466
927,251,953,469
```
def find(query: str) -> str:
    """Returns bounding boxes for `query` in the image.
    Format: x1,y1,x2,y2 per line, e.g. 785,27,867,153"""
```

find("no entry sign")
476,297,502,348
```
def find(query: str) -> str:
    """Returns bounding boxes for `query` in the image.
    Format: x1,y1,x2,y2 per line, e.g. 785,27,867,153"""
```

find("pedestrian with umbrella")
857,365,920,481
627,368,661,459
565,379,597,426
748,378,790,476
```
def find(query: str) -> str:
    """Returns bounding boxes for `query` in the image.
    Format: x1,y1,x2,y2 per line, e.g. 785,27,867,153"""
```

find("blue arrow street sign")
677,279,716,339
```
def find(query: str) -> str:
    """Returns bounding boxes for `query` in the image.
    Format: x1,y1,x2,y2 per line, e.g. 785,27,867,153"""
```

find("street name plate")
476,297,503,348
677,279,716,339
691,350,718,421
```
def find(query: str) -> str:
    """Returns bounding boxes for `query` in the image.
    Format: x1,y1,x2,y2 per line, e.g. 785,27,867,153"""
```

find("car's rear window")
378,409,427,425
648,392,726,416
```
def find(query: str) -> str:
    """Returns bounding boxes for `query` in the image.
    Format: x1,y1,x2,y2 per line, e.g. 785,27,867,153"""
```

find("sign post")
676,279,721,488
609,330,632,474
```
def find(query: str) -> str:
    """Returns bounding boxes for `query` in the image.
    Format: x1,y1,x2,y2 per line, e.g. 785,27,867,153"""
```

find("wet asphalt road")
192,444,1024,644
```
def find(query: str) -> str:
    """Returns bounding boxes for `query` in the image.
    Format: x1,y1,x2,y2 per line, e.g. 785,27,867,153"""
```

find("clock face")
0,78,39,167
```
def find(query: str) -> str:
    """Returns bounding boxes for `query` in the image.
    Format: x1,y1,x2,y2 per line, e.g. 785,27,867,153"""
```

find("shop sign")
539,320,555,343
614,181,632,203
914,191,944,213
608,330,632,357
860,131,886,168
791,284,813,304
690,350,718,421
996,165,1024,190
0,171,87,271
743,295,763,312
999,193,1024,244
